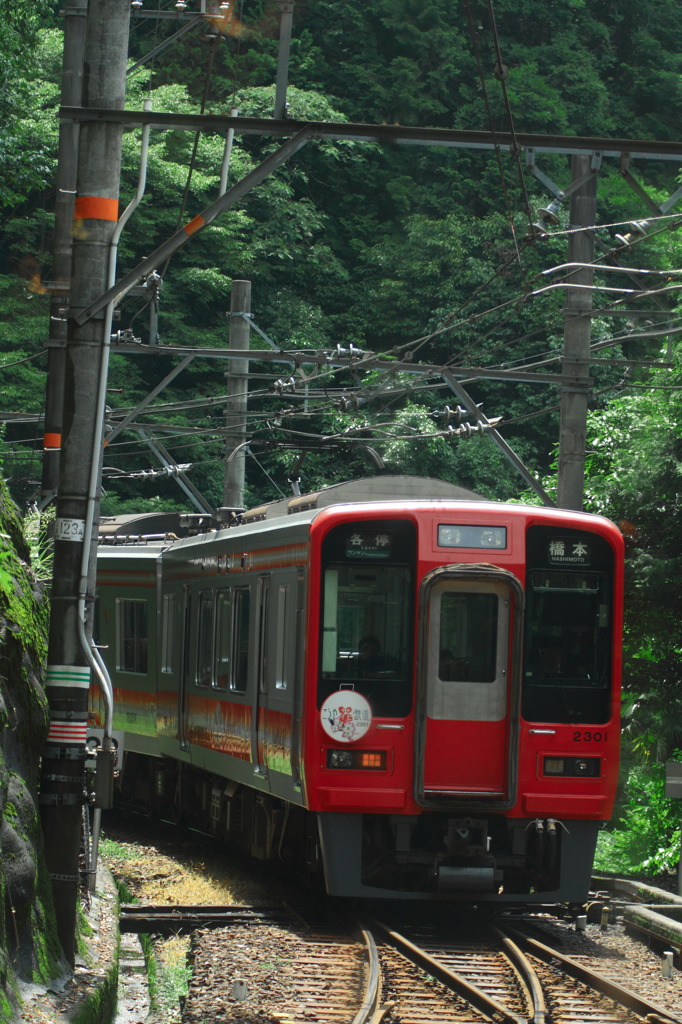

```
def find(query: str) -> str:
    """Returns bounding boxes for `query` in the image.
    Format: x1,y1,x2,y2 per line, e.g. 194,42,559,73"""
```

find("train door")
416,566,523,806
252,575,270,779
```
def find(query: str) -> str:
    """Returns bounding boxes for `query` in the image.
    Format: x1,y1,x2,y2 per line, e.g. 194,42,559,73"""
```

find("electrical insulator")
275,376,296,395
442,404,468,425
334,344,363,360
339,393,368,412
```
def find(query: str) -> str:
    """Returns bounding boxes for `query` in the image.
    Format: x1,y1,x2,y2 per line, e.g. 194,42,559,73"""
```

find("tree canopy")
1,0,682,881
2,0,682,505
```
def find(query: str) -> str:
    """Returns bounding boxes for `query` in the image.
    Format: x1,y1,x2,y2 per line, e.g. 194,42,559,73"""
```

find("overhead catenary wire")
9,359,682,488
462,0,525,262
0,350,47,369
379,211,682,364
6,214,679,488
5,305,678,452
486,0,536,240
3,211,663,440
382,263,682,363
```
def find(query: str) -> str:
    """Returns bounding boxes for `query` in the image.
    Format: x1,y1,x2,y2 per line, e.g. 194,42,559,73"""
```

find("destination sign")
438,524,507,549
547,537,591,567
344,530,393,559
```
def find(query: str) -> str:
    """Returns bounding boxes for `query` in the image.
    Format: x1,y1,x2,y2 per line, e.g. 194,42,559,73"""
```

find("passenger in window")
356,635,397,678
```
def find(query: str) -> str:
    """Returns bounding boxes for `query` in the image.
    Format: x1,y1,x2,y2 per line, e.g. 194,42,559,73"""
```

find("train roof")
96,476,623,567
97,476,486,542
240,476,485,522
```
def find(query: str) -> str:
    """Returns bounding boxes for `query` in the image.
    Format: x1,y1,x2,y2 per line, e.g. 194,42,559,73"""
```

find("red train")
93,475,623,904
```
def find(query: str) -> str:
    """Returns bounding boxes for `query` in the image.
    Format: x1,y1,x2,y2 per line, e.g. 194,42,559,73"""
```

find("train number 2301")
573,730,607,742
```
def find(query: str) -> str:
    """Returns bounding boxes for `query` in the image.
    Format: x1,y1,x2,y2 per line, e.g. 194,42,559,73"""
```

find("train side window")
231,587,250,693
116,598,148,674
275,584,290,691
196,591,214,687
214,591,231,689
161,594,176,673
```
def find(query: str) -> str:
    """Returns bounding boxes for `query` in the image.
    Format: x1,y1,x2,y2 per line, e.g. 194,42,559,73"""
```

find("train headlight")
326,750,387,770
328,750,354,769
543,756,600,778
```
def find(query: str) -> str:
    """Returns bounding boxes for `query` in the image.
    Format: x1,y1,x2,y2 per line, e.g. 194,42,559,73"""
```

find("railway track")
501,922,680,1024
122,902,682,1023
368,916,675,1024
369,918,535,1024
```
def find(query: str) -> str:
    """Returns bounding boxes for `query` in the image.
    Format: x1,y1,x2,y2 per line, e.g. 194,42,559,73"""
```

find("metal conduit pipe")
79,98,153,886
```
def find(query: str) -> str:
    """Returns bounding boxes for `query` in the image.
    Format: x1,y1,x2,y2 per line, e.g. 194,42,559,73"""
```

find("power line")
0,351,47,369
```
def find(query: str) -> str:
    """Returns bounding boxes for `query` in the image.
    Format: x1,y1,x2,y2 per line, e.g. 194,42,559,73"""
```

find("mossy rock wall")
0,482,63,1020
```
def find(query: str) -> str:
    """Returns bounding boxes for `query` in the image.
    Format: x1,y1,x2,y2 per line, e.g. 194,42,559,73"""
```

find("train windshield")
523,570,612,723
318,519,415,717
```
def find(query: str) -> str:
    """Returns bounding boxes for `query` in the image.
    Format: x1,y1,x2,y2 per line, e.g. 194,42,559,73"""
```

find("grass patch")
99,836,143,862
102,844,191,1023
153,935,192,1016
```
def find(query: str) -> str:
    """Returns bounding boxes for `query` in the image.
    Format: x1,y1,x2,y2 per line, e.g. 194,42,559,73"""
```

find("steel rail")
352,926,382,1024
119,903,288,933
490,924,547,1024
368,917,528,1024
501,923,679,1024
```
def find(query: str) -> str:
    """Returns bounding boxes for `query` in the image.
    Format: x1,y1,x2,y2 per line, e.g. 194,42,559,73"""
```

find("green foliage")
595,756,681,876
0,488,48,663
3,0,682,515
580,345,682,761
22,507,55,583
99,836,143,863
0,21,59,207
152,936,192,1017
295,0,682,138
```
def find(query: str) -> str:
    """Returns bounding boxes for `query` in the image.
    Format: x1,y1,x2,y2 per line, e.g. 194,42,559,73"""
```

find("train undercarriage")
115,752,598,905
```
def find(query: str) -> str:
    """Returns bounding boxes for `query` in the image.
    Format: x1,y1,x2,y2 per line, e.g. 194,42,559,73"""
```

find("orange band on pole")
184,214,206,236
74,196,119,221
43,432,62,450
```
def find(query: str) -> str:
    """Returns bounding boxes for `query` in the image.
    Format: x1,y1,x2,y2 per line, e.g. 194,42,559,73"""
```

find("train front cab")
308,503,623,903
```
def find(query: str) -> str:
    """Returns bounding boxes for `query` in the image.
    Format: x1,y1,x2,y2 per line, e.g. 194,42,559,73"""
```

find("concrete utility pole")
274,1,294,119
39,0,131,965
557,155,597,511
223,280,251,509
40,0,88,504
